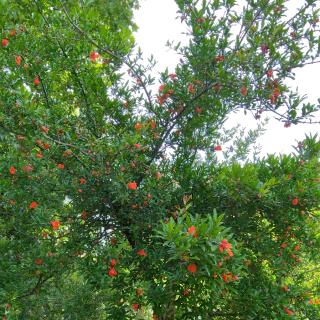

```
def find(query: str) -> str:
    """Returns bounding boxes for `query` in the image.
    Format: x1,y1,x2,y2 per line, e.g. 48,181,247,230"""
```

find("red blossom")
15,55,22,66
283,307,294,316
34,77,40,86
108,267,118,277
110,259,117,267
219,239,233,256
50,220,60,230
9,166,16,175
266,69,273,78
214,145,222,151
134,122,143,130
261,44,269,54
159,84,166,92
291,197,299,206
132,303,139,312
57,163,65,169
195,106,202,113
89,51,100,62
187,263,197,273
79,178,86,185
187,226,198,238
188,83,195,94
29,201,38,209
215,55,224,62
127,182,137,190
157,95,165,105
34,258,44,265
294,245,300,251
137,249,147,257
240,86,248,96
222,272,233,283
1,38,9,47
22,165,33,172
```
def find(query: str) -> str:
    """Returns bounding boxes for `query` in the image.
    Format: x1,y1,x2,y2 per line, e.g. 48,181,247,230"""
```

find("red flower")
150,120,156,129
22,165,33,172
43,143,50,150
89,51,100,62
269,94,277,104
34,77,40,86
1,38,8,47
110,259,117,267
134,122,143,130
40,125,49,134
219,239,233,256
187,263,197,273
215,55,224,62
261,44,269,54
157,95,165,105
188,84,195,94
283,307,294,316
214,145,222,151
50,220,60,230
108,267,118,277
9,166,16,175
79,178,86,185
34,258,43,265
291,197,299,206
273,87,280,98
57,163,65,169
29,201,38,209
169,73,177,80
240,86,248,96
36,152,43,159
195,106,202,113
134,143,141,149
137,249,147,257
294,245,300,251
187,226,196,234
219,240,231,252
15,55,22,66
132,303,139,312
187,226,198,238
127,182,137,190
182,288,190,296
159,84,166,92
222,272,233,283
266,69,273,78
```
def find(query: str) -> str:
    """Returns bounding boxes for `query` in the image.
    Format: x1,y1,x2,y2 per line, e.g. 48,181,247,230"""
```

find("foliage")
0,0,320,319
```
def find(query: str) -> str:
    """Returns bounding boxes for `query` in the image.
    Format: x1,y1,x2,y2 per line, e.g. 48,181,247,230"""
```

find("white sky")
133,0,320,156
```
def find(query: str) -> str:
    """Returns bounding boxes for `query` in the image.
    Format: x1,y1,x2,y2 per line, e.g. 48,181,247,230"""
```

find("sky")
133,0,320,157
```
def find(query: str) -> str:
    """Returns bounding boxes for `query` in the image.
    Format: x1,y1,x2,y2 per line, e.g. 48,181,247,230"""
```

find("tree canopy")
1,0,320,319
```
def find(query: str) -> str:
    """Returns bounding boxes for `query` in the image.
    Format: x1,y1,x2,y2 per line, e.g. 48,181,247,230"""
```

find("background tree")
1,0,320,319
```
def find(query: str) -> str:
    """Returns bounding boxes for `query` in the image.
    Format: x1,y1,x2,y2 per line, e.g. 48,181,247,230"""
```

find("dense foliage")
1,0,320,319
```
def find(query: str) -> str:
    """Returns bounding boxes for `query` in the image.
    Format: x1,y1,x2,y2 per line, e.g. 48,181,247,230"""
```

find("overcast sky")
133,0,320,156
